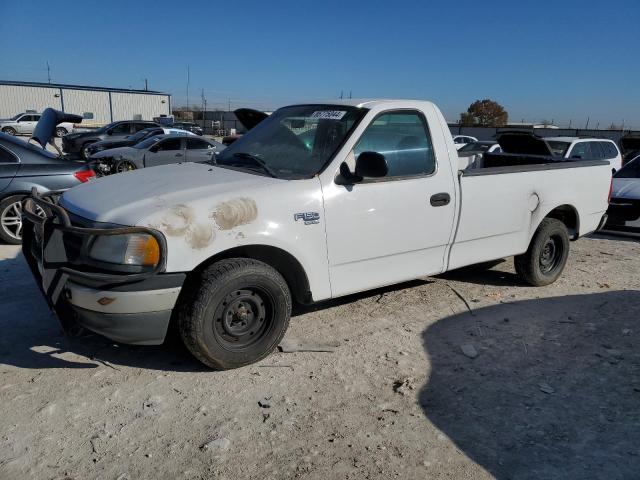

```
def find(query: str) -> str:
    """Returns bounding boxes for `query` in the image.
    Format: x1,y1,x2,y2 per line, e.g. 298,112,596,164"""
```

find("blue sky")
1,0,639,127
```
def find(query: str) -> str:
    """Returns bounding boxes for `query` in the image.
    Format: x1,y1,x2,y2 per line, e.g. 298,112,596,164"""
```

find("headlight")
89,234,160,268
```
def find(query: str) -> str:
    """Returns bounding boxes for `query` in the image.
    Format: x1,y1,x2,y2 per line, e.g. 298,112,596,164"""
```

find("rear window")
600,141,619,160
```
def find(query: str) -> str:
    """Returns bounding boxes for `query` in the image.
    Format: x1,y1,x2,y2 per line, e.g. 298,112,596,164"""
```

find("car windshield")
214,104,366,179
128,129,156,143
134,135,163,149
547,141,571,156
10,113,23,120
614,156,640,179
459,142,493,152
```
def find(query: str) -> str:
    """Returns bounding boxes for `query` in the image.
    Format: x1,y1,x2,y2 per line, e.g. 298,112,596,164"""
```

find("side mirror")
355,151,388,178
106,129,113,135
335,152,388,185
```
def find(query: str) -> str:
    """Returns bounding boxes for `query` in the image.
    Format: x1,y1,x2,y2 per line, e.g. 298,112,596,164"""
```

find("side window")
0,145,18,163
18,115,31,122
186,138,212,150
132,123,150,132
600,142,618,159
32,115,41,122
110,123,130,135
156,138,182,151
589,141,604,159
354,111,436,178
569,142,588,159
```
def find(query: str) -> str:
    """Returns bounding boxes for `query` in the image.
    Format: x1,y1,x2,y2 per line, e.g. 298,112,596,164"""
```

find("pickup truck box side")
21,99,611,370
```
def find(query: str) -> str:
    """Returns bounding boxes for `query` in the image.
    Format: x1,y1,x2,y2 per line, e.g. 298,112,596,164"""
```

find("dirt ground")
0,233,639,480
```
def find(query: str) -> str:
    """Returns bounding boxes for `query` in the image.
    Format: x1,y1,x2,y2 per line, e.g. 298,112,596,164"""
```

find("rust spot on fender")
151,204,215,250
211,197,258,230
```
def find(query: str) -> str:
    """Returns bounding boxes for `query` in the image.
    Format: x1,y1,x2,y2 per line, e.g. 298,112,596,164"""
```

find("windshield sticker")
310,110,347,120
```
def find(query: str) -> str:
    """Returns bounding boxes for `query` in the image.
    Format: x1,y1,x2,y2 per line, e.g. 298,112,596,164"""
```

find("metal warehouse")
0,80,171,126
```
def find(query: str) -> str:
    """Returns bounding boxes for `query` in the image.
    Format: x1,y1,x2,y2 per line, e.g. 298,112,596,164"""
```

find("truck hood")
611,178,640,201
90,146,138,159
59,162,282,225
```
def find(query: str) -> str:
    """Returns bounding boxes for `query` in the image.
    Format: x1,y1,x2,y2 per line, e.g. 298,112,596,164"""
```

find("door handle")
430,192,451,207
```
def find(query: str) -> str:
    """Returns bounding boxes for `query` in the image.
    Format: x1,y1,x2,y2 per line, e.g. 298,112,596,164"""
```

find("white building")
0,80,171,126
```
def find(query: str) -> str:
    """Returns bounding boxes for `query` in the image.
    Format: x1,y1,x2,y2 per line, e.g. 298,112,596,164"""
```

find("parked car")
171,122,203,136
452,135,478,150
457,141,503,169
604,156,640,235
89,134,225,175
545,136,622,172
0,131,95,244
21,99,611,369
86,127,196,158
0,112,75,138
62,120,160,159
619,134,640,166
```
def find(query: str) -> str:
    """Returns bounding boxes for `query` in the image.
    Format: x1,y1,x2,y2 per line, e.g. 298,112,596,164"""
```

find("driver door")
144,138,185,167
185,138,216,163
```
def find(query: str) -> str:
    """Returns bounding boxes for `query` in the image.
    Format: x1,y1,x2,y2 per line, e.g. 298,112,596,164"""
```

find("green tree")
460,99,508,127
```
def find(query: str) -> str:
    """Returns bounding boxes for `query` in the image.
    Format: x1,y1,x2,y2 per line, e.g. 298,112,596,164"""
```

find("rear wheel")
0,196,45,244
178,258,291,370
2,127,16,136
514,218,570,286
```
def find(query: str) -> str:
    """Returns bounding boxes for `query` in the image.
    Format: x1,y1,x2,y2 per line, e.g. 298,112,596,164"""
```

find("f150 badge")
294,212,320,225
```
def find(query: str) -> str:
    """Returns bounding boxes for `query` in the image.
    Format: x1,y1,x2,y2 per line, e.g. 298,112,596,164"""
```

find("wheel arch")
543,204,580,240
186,244,313,305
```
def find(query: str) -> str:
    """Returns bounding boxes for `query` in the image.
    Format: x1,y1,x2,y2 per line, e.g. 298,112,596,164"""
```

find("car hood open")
496,132,554,156
234,108,268,131
32,108,83,149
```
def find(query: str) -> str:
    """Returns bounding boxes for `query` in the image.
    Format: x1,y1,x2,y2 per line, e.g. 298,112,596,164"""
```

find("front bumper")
21,190,184,345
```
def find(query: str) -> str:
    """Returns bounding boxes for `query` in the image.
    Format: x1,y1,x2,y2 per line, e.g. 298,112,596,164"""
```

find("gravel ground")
0,233,639,479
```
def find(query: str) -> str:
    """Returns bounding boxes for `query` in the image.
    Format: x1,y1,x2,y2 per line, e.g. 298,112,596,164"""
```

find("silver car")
90,134,225,175
0,112,74,137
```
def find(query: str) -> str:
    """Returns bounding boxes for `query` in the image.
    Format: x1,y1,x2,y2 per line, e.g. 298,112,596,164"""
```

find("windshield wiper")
228,152,278,178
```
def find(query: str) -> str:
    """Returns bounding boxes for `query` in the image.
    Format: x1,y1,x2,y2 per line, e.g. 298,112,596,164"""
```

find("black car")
86,126,165,157
62,120,160,159
0,133,95,244
171,122,203,135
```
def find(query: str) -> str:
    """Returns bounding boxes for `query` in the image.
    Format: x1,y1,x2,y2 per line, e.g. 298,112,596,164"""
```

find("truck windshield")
547,141,571,156
215,105,366,179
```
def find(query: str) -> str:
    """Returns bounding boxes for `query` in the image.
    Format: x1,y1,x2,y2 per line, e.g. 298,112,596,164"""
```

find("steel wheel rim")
539,235,563,274
212,288,274,351
1,201,44,241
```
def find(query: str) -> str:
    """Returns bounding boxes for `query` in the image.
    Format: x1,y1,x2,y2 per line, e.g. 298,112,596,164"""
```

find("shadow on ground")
0,250,432,372
420,290,640,479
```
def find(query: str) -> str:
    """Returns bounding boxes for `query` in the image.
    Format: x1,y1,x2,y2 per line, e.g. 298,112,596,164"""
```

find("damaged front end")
21,190,182,344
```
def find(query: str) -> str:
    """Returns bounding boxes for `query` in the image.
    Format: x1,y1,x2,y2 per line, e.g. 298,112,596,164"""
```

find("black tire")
81,142,95,159
55,127,67,138
514,218,570,286
178,258,292,370
114,159,137,173
0,195,26,244
2,127,16,136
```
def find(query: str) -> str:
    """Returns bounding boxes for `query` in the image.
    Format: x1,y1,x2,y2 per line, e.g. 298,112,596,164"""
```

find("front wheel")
114,159,137,173
2,127,16,136
514,218,570,286
178,258,292,370
55,127,68,138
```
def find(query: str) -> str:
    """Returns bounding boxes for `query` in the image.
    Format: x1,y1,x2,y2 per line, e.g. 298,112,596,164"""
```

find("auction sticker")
310,110,347,120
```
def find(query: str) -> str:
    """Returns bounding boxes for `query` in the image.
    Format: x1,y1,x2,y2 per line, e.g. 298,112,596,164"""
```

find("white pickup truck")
22,99,612,369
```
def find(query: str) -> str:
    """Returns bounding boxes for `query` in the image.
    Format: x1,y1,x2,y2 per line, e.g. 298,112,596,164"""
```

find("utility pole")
201,89,205,131
228,98,231,112
186,65,190,114
349,90,352,99
144,78,148,91
340,90,343,99
46,61,51,84
585,117,590,129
